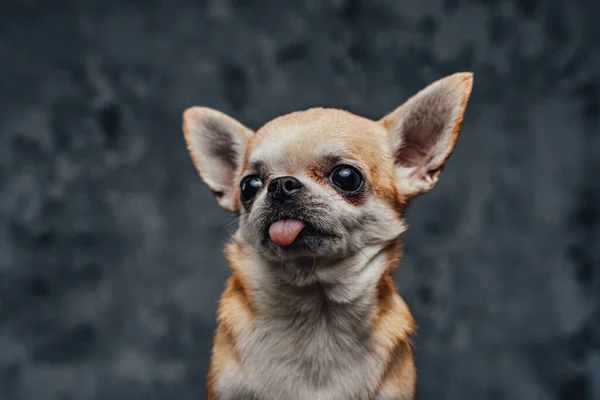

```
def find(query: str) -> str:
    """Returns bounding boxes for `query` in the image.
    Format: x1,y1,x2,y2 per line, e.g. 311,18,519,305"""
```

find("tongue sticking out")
269,219,305,246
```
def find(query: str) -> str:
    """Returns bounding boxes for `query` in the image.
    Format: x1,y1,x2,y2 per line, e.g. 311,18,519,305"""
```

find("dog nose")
267,176,304,202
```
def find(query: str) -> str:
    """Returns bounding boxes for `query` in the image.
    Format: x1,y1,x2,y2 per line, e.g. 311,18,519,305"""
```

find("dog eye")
240,175,263,202
330,165,363,192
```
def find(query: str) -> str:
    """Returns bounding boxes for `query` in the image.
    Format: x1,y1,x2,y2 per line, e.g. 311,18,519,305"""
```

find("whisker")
218,210,251,232
310,256,317,274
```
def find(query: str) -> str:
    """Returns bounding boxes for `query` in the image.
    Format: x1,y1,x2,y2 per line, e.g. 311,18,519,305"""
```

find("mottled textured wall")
1,0,599,399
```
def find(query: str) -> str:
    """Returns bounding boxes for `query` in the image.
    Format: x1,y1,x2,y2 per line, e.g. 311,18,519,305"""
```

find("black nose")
267,176,304,202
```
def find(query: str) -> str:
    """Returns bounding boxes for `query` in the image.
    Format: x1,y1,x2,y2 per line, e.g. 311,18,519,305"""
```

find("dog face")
183,73,473,265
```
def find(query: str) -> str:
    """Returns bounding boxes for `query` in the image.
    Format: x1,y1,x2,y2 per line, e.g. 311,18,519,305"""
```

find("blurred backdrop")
1,0,599,399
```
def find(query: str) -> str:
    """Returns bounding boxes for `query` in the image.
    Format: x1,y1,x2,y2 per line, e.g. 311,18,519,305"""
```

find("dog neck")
224,232,405,323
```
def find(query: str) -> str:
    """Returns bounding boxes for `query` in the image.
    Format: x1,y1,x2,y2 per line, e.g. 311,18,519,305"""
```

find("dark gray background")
1,0,599,399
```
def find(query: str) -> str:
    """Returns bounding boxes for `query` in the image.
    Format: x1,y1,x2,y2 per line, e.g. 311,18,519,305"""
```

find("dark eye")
240,175,263,202
330,165,363,192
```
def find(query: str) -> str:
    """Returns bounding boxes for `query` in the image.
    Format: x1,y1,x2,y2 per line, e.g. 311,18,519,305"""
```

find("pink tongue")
269,219,305,246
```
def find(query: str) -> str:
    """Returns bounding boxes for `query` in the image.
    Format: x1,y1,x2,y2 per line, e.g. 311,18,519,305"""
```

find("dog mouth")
268,219,306,246
261,212,337,250
266,218,327,246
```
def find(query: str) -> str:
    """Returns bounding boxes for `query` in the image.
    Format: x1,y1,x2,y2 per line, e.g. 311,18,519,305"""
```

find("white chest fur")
240,307,389,400
215,247,397,400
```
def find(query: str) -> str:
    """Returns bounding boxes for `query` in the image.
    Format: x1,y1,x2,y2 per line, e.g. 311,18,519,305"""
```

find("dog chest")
235,304,388,400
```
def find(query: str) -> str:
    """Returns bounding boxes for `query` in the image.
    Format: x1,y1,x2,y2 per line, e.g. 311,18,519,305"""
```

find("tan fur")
182,73,473,399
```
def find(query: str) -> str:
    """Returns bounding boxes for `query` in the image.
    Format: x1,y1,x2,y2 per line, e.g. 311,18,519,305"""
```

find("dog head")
183,73,473,266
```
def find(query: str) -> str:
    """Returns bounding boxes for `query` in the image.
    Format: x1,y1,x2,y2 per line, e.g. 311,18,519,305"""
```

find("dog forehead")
246,108,387,171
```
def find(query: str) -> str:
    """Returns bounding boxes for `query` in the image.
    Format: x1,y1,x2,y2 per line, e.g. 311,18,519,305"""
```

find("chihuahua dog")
182,73,473,400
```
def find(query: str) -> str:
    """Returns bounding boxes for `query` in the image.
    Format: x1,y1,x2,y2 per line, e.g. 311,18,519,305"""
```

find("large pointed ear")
182,107,254,212
380,72,473,199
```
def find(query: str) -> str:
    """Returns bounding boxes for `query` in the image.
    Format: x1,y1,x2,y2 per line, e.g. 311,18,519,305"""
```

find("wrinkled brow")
309,154,343,173
245,161,267,177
